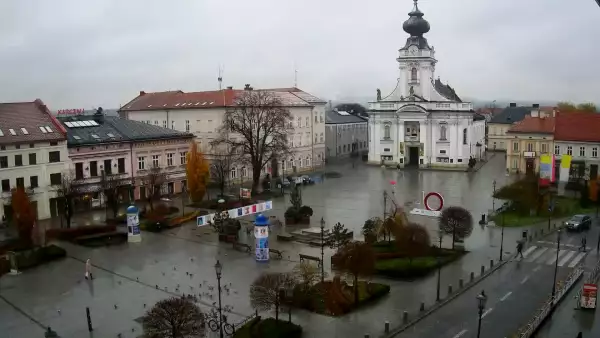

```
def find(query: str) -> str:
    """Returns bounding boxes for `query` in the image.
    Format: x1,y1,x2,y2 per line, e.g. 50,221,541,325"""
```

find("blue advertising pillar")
126,205,142,243
254,214,270,262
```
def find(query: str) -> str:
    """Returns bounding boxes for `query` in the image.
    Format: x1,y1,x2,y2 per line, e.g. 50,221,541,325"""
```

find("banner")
196,200,273,226
240,188,251,199
559,155,572,182
581,283,597,309
539,154,555,185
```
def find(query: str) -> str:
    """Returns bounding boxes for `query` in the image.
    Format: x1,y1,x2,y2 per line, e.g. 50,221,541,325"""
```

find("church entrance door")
408,147,420,167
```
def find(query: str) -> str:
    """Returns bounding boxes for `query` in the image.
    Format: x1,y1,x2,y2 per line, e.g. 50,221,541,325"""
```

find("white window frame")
152,155,160,168
180,152,187,165
162,120,167,128
567,146,573,155
513,142,519,152
138,156,145,170
166,153,174,166
554,145,560,155
230,168,237,179
185,120,190,132
579,146,585,157
593,147,598,158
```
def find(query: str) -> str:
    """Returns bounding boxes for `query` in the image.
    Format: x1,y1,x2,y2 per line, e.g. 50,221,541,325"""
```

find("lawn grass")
374,254,460,278
233,317,302,338
491,197,596,227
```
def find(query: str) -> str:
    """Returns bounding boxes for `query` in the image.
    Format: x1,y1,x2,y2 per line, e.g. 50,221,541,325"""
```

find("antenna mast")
218,65,223,90
294,62,298,88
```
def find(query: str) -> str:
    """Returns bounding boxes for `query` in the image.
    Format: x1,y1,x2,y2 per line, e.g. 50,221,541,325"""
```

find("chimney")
93,107,104,124
226,86,233,90
244,84,252,90
531,103,539,118
509,103,517,108
140,91,146,96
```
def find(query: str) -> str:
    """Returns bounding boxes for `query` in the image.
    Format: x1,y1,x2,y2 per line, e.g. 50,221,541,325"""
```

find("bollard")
481,265,485,275
385,321,390,333
490,259,494,269
470,272,475,282
420,302,425,312
459,279,464,288
448,284,453,295
403,311,409,323
86,307,93,332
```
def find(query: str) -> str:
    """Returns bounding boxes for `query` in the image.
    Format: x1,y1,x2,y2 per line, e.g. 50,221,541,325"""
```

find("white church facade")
368,0,486,169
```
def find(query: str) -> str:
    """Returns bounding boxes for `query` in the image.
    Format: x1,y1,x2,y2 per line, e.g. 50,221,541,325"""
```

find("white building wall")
0,140,68,220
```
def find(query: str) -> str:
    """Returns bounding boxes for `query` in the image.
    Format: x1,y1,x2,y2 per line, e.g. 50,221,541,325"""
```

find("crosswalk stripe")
558,251,576,267
526,247,548,262
568,252,586,268
546,249,568,265
522,246,537,258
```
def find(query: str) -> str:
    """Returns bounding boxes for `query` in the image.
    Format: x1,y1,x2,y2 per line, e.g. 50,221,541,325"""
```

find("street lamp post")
492,180,496,214
436,232,443,302
320,217,325,283
551,229,561,298
285,287,293,323
215,260,224,338
476,290,487,338
181,184,186,217
499,211,505,261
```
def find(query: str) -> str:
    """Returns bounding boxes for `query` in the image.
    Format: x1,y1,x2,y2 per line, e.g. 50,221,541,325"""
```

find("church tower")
394,0,437,101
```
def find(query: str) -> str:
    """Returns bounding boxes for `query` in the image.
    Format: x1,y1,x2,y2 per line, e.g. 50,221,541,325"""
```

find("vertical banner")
559,155,572,182
539,154,555,186
581,283,598,309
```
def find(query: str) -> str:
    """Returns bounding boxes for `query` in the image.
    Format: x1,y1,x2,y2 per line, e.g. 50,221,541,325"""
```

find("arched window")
440,125,447,140
463,128,468,145
411,68,418,81
384,124,391,139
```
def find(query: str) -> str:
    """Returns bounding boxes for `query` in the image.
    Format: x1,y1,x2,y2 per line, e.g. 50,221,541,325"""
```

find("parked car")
275,177,291,188
565,214,592,232
290,176,304,185
301,175,315,185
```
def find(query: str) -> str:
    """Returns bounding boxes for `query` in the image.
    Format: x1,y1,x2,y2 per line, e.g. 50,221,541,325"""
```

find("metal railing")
516,264,584,338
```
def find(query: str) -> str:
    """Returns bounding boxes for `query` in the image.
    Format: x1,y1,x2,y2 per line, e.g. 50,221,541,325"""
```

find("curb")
380,253,515,338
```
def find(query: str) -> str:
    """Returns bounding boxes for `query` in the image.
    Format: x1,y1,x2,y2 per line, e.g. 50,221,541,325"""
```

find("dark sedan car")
565,214,592,232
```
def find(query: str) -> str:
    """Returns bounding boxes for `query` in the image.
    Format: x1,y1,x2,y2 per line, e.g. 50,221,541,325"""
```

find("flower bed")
46,225,117,241
233,317,302,338
374,251,464,279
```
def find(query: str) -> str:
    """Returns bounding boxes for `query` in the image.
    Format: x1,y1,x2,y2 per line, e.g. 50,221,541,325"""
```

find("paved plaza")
1,154,542,338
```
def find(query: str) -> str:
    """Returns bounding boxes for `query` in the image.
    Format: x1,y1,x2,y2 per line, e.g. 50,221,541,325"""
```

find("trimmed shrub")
46,225,117,241
13,245,66,270
233,317,302,338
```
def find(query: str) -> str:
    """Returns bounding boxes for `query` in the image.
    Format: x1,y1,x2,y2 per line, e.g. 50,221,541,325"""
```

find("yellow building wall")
505,134,554,173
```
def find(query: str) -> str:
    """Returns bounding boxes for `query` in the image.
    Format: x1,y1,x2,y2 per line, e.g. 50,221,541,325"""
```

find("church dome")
403,0,430,37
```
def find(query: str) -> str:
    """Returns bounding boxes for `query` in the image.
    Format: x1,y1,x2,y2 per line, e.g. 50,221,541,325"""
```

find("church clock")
409,46,418,55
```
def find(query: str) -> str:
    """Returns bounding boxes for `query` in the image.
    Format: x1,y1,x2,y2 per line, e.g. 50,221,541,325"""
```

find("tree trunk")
251,167,261,195
451,222,456,250
354,274,359,304
275,296,279,321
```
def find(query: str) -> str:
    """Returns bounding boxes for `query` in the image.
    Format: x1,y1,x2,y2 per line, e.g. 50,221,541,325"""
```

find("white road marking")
452,329,468,338
526,247,548,262
546,249,567,265
521,276,530,284
568,252,586,268
500,291,512,301
533,266,542,272
522,246,537,258
558,251,576,267
481,308,493,319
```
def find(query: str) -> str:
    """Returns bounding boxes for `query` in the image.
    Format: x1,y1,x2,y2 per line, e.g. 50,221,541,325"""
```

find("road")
393,226,593,338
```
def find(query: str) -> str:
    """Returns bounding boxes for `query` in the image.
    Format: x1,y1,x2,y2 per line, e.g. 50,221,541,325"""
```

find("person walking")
517,241,524,259
85,258,93,280
580,237,587,252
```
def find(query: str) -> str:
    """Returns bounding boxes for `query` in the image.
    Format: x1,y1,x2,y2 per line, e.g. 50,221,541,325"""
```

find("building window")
512,159,518,169
305,117,309,127
161,120,167,128
288,159,294,170
30,176,38,188
230,168,236,179
16,177,24,188
14,155,23,167
118,158,126,173
513,142,519,152
320,114,324,123
541,143,548,153
29,153,36,165
49,151,61,163
593,147,598,158
567,146,573,155
383,124,391,139
138,156,146,170
297,116,302,127
554,145,560,155
152,155,160,168
171,120,175,129
1,179,9,192
439,125,447,140
411,68,417,81
320,133,324,143
242,167,248,177
75,162,84,180
180,152,187,165
49,173,62,185
167,153,174,166
154,120,159,125
462,129,467,145
90,161,98,177
315,115,318,123
527,143,534,152
103,159,112,175
185,120,190,132
0,156,7,168
579,146,585,157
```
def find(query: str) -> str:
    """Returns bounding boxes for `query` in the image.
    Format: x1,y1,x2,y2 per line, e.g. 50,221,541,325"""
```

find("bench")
269,248,283,259
299,253,322,267
233,242,251,254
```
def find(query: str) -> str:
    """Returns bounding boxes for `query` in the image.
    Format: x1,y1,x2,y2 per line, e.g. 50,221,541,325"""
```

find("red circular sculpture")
424,192,444,211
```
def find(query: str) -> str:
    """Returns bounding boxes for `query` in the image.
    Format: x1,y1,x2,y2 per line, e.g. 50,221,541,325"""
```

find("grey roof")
434,79,462,102
52,108,119,116
57,115,193,147
489,107,530,124
326,110,367,124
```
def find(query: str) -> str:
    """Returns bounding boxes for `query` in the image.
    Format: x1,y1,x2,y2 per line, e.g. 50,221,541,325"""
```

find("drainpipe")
130,142,135,202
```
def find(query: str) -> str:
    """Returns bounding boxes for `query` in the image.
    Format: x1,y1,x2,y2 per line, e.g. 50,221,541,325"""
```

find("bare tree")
56,170,80,228
214,90,293,193
293,261,323,289
439,206,473,250
210,150,234,198
142,296,206,338
250,272,295,321
99,171,124,219
335,242,376,304
143,164,165,211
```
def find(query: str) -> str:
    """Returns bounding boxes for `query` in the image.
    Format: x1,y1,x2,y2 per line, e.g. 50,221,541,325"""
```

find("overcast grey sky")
0,0,599,109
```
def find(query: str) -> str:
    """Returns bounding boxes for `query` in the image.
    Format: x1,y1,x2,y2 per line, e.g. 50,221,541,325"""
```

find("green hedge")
233,317,302,338
46,225,117,241
374,254,461,278
11,245,67,271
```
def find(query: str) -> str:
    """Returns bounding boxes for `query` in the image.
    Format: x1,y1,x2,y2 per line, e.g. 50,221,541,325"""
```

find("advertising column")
126,205,142,243
253,214,270,262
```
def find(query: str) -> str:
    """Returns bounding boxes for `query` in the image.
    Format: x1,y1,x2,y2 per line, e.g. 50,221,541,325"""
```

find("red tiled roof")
119,88,325,112
0,99,67,145
507,115,555,134
554,111,600,142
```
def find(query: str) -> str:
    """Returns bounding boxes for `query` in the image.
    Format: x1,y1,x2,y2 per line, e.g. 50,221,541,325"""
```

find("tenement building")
325,109,368,160
367,0,485,168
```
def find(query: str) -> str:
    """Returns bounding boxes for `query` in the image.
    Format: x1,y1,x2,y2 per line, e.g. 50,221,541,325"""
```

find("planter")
285,217,311,226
